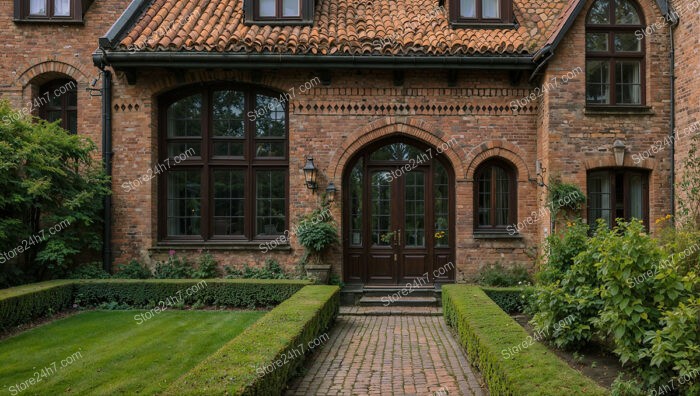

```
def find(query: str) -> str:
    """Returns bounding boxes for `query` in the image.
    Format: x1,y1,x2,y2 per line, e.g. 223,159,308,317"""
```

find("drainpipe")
98,59,113,273
668,1,678,221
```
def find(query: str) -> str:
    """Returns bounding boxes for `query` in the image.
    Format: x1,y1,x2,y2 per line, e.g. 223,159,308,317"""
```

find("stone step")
358,296,439,307
339,306,443,316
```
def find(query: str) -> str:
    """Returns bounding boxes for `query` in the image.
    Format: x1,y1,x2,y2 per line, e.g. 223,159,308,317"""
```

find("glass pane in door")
404,172,425,247
434,162,449,247
371,171,392,246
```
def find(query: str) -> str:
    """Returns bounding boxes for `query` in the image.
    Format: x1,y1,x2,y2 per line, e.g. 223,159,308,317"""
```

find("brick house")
0,0,696,285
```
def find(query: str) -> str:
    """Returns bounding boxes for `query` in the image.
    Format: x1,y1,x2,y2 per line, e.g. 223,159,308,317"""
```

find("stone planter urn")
305,264,331,284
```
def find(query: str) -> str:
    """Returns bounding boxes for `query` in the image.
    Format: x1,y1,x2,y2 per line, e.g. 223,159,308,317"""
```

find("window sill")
584,106,654,116
243,20,313,26
473,232,523,240
151,241,292,252
449,22,517,29
13,18,84,24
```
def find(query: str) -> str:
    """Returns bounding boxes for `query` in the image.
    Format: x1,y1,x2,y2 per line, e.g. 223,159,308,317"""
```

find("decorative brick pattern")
285,316,487,395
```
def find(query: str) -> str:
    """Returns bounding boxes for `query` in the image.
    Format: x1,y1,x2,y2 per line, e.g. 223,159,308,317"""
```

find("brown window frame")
158,83,289,244
473,159,517,233
13,0,86,22
587,168,649,229
39,78,78,135
449,0,514,25
243,0,314,25
585,0,646,107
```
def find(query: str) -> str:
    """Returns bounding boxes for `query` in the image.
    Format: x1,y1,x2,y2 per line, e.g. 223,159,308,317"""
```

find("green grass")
0,310,264,395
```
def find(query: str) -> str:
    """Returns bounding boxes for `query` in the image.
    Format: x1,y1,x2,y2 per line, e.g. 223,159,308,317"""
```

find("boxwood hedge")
0,280,74,330
164,285,340,395
0,279,310,331
481,286,529,313
443,285,607,396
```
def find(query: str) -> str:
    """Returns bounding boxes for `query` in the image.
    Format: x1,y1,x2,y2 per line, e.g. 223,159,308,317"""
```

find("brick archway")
16,60,92,87
465,140,531,182
330,118,466,183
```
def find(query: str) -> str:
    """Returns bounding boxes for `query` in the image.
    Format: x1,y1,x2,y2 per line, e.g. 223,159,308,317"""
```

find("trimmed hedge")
0,280,74,331
0,279,310,331
73,279,308,308
443,285,607,396
164,285,340,395
482,286,529,313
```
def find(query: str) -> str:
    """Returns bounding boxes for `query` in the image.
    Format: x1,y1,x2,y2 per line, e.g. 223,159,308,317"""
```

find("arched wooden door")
343,139,456,286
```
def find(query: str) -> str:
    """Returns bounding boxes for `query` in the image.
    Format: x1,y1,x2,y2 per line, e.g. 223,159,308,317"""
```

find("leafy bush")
164,286,339,395
67,262,111,279
482,287,530,313
153,252,193,279
296,206,339,267
610,375,644,396
537,220,589,285
0,100,110,285
548,180,586,213
192,251,219,279
474,262,531,287
442,285,607,395
113,259,152,279
225,258,289,279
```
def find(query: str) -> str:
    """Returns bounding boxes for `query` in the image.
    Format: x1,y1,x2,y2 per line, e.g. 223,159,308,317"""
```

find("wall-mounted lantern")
613,140,626,166
303,157,318,192
325,181,337,202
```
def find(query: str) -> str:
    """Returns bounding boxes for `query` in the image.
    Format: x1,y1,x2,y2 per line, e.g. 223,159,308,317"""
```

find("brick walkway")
286,316,487,396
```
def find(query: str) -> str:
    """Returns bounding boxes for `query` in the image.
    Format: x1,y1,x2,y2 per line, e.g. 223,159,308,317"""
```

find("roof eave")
92,51,537,70
98,0,154,49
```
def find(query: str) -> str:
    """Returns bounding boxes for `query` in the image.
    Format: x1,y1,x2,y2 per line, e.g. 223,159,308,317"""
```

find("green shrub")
67,262,111,279
192,251,219,279
113,259,152,279
482,287,530,313
0,100,110,285
164,285,339,395
225,258,289,280
73,279,308,308
153,252,193,279
611,375,645,396
442,285,607,395
475,262,531,287
537,220,589,285
0,280,74,330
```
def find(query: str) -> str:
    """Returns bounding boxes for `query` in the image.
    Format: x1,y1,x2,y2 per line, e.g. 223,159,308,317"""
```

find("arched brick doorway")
342,136,456,286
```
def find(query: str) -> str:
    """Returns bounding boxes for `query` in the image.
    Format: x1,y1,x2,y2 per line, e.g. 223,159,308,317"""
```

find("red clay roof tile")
118,0,573,55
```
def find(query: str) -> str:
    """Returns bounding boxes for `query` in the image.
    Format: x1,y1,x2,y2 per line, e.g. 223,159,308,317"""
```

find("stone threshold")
339,306,443,316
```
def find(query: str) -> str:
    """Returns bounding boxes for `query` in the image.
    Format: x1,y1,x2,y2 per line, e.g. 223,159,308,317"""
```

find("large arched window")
39,78,77,134
159,84,288,242
586,0,645,106
474,159,516,232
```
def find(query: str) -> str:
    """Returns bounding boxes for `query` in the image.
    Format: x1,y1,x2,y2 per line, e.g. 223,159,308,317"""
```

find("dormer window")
244,0,314,25
450,0,513,25
14,0,91,22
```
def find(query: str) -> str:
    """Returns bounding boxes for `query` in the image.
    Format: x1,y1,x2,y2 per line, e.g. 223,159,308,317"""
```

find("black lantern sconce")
303,157,318,192
325,181,337,203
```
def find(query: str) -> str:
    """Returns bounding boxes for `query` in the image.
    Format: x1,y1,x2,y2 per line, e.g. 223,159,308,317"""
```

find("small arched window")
39,78,78,134
474,159,516,232
586,0,645,106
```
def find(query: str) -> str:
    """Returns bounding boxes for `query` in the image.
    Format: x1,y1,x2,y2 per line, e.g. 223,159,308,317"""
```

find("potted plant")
296,206,339,284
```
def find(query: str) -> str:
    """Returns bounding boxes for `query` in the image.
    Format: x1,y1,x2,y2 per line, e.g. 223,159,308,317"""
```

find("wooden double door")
343,140,455,285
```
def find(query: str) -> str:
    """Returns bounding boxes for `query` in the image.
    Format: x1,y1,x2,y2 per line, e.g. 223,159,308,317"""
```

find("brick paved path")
286,316,487,396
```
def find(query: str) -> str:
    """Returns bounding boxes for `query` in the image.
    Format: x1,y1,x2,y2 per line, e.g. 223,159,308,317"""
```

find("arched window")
39,79,78,134
586,0,645,106
159,85,288,242
474,159,516,232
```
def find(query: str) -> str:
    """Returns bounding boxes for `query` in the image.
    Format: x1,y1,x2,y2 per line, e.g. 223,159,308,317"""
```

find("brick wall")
672,0,700,218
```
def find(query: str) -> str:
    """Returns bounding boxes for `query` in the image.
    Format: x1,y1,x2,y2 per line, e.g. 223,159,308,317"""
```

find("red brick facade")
0,0,691,281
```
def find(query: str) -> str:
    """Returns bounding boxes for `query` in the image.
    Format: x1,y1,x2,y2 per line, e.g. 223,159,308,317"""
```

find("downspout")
668,1,678,220
97,54,113,273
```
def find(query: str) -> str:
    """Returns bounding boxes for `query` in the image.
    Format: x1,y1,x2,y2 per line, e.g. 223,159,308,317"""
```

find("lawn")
0,310,264,395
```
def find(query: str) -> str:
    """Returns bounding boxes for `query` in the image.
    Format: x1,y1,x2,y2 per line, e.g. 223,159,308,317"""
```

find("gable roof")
100,0,574,57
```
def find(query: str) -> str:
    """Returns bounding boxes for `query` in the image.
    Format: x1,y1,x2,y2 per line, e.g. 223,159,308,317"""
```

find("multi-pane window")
586,0,645,106
161,85,288,242
451,0,512,23
16,0,80,20
588,169,648,228
256,0,300,18
474,160,516,232
40,79,78,134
